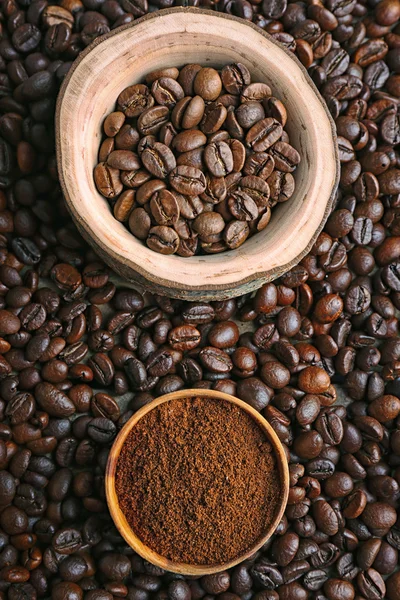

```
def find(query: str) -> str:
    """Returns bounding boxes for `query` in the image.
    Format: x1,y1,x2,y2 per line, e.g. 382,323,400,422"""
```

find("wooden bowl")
56,7,339,302
105,388,289,576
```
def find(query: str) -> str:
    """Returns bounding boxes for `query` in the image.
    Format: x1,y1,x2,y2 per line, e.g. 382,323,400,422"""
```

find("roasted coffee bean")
35,383,75,417
172,130,207,153
244,151,275,180
169,166,206,196
146,226,180,255
151,77,184,107
192,212,225,238
194,68,222,101
141,143,176,179
150,190,179,226
168,325,201,351
228,191,258,221
201,175,227,205
137,106,170,136
117,84,154,118
199,347,233,373
235,102,265,129
107,150,140,171
221,63,251,95
269,142,301,173
357,568,386,599
94,163,123,198
268,171,295,203
115,124,140,150
174,193,203,220
246,118,283,151
172,95,205,130
204,142,234,177
224,220,250,249
201,103,227,135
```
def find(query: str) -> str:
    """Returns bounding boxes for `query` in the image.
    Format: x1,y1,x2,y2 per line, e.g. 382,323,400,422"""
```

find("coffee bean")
172,130,207,153
137,106,170,136
221,63,251,95
224,220,250,249
107,150,140,171
322,48,350,77
103,111,125,138
194,68,222,101
174,193,203,220
113,190,136,222
193,212,225,237
246,118,283,151
269,142,301,172
35,383,75,417
201,103,227,135
298,366,330,393
11,237,41,265
146,226,179,255
150,190,179,226
268,171,295,202
151,77,184,107
235,101,265,129
176,64,201,96
141,142,176,179
115,123,140,150
201,175,227,205
87,417,116,443
199,346,233,373
243,152,274,180
168,325,201,351
87,353,114,386
117,84,154,118
172,95,205,130
94,163,122,198
204,141,234,177
357,569,386,599
228,190,258,221
169,166,206,196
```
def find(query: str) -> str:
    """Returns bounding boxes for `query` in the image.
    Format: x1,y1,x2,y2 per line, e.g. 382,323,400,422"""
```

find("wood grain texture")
56,8,339,301
105,388,290,575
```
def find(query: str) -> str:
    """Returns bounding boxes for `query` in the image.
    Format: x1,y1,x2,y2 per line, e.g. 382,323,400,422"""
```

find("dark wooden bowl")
56,8,339,301
105,389,290,576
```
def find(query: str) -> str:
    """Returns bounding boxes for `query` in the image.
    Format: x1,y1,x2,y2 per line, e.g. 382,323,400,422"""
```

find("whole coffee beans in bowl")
105,389,289,575
94,63,301,255
57,8,339,301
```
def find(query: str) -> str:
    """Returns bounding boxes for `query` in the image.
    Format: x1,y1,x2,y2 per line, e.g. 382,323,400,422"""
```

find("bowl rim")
105,388,290,576
56,7,339,295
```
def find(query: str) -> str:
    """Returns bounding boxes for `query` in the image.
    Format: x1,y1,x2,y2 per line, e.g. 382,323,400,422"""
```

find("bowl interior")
58,9,337,290
105,389,289,575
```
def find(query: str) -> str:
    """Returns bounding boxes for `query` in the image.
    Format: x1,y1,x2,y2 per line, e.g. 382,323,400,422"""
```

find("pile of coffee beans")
0,0,400,599
94,64,300,255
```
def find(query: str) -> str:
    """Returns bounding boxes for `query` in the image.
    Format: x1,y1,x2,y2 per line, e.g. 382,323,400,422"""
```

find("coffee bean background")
1,0,400,599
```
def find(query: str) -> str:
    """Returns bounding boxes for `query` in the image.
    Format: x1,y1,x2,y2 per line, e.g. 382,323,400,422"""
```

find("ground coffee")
115,396,281,565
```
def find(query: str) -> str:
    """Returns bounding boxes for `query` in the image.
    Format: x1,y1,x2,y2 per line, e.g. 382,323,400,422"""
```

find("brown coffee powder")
115,397,281,565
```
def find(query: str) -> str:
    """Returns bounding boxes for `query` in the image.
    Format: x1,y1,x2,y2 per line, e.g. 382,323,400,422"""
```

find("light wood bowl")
105,388,289,575
56,8,339,302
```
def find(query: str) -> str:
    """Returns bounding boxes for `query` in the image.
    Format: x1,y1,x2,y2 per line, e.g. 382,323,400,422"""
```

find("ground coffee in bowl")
114,395,281,566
